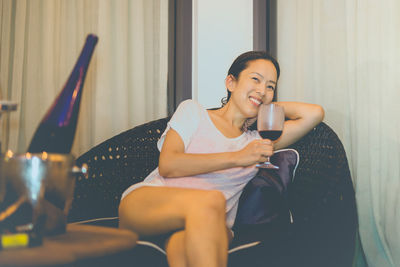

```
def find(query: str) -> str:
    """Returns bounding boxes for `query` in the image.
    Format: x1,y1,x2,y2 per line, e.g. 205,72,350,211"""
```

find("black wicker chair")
68,117,357,267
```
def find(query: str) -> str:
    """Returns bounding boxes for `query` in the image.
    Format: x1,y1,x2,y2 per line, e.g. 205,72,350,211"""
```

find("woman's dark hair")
221,51,280,105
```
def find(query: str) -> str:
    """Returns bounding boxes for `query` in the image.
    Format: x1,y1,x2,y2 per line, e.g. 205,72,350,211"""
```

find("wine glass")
256,103,285,169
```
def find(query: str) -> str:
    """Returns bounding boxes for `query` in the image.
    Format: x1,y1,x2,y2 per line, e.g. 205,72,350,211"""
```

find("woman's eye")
267,86,275,91
252,77,259,82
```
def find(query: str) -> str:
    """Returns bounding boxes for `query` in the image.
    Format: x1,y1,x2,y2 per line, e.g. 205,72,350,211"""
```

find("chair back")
288,123,357,267
68,117,169,222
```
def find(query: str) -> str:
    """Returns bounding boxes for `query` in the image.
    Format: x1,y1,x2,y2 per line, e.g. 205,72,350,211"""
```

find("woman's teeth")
249,97,262,106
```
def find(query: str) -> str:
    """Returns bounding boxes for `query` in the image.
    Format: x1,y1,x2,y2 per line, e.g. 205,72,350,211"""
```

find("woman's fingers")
255,139,274,156
237,139,274,166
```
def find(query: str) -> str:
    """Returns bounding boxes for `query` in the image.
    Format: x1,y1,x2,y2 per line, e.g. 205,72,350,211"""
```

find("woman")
119,51,324,267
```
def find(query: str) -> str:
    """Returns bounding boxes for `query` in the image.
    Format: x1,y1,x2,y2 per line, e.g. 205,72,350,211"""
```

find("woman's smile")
249,96,262,107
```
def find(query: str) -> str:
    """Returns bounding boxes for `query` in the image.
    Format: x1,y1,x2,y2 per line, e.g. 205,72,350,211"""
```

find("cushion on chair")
232,149,299,244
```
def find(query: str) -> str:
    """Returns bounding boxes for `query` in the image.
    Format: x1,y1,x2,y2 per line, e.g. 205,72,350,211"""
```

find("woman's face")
226,59,277,118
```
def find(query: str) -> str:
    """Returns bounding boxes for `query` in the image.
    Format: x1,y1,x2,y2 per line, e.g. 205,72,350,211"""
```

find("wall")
192,0,253,108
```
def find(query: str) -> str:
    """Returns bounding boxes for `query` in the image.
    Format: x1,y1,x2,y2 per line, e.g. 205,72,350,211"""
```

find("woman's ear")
225,74,236,93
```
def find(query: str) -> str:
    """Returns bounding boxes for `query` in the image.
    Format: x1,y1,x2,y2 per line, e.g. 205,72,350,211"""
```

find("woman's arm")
274,101,325,150
158,129,273,178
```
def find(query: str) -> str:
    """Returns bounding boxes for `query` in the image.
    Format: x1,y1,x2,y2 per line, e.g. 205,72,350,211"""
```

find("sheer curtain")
0,0,168,156
276,1,400,266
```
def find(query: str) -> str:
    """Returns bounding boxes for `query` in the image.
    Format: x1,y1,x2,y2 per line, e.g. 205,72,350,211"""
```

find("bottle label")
1,233,29,249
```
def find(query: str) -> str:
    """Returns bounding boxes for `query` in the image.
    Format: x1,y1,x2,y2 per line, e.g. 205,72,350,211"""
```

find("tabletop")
0,223,138,266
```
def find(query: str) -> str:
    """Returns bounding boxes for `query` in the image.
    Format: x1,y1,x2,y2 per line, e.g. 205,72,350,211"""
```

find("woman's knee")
191,190,226,216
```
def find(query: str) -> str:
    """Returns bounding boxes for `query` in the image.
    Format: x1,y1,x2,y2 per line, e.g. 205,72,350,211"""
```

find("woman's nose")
255,85,266,96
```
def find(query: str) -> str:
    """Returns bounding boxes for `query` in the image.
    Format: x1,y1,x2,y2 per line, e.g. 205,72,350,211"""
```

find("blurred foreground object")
27,34,98,154
0,153,86,249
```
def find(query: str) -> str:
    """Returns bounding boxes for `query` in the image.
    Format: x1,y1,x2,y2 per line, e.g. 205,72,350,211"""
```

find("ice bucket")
0,152,84,236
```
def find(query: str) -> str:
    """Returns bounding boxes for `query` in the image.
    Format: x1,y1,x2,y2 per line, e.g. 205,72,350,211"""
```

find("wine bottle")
27,34,98,154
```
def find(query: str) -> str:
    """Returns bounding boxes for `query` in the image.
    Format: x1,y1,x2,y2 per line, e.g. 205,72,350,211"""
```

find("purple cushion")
233,149,299,242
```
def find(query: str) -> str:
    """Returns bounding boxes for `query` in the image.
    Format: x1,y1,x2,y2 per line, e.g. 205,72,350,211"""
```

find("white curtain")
0,0,168,156
277,1,400,266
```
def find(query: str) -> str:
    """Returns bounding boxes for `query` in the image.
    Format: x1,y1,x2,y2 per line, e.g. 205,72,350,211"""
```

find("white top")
121,100,260,228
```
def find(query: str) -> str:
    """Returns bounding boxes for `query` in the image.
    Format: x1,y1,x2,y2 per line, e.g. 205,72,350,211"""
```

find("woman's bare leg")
165,231,186,267
118,186,228,267
165,227,233,267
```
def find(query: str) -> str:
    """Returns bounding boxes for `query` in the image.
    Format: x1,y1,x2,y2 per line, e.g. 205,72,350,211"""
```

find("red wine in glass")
258,130,282,141
256,103,285,169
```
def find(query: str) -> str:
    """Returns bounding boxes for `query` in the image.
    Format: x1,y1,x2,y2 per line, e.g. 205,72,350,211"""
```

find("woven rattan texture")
289,123,356,222
68,117,169,222
287,123,357,266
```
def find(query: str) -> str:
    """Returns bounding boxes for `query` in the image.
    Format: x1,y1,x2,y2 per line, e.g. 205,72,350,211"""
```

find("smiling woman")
119,50,324,267
0,0,168,155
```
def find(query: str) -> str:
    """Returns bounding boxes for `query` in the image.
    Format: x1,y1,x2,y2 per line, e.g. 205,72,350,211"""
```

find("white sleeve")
157,100,201,151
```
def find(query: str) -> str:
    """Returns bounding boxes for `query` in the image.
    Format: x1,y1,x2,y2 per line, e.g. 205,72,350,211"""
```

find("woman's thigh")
118,186,226,236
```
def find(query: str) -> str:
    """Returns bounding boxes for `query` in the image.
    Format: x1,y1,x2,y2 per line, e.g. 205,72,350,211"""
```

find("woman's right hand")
233,139,274,167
